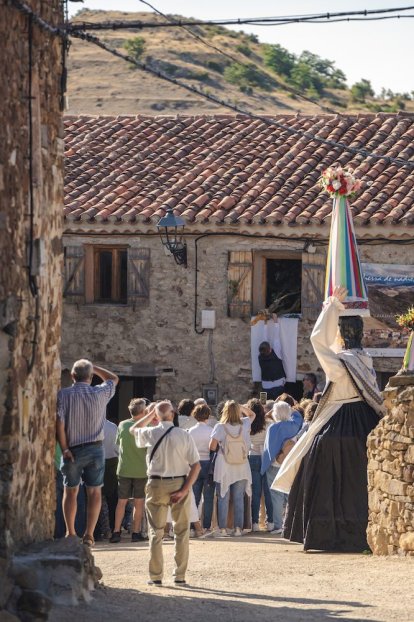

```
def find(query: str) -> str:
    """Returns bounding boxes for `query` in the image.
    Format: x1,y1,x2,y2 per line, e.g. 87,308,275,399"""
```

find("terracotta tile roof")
64,113,414,227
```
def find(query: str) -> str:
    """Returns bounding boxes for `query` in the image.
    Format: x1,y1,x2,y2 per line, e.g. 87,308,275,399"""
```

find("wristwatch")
63,448,71,455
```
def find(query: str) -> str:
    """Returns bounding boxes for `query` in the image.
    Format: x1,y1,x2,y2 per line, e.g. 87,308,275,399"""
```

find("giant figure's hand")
332,286,348,303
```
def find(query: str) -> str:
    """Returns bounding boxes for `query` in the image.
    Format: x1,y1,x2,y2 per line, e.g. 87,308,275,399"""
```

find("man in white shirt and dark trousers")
131,401,200,586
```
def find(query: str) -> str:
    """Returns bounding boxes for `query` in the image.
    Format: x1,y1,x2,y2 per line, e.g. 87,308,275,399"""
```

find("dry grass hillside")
67,10,414,117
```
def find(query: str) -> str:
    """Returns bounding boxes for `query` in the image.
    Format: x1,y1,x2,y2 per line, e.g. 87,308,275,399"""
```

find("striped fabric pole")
402,331,414,371
324,195,370,316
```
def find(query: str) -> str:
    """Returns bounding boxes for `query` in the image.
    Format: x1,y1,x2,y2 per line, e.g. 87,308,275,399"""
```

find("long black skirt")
283,401,379,552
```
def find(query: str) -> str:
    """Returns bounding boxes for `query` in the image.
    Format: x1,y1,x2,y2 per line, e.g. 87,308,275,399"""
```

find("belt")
70,440,103,449
149,475,186,480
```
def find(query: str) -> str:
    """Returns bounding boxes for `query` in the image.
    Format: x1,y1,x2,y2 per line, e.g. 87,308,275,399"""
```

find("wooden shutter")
127,247,150,306
63,245,85,303
227,251,253,318
301,251,326,320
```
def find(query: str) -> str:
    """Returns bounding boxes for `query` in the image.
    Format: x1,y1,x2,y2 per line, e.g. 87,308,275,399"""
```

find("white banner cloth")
251,317,298,383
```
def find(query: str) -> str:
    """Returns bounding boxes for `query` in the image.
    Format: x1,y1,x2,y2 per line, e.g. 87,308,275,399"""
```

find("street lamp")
156,208,187,267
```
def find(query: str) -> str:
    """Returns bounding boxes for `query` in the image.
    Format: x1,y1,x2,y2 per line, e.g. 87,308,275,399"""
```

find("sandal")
83,534,95,547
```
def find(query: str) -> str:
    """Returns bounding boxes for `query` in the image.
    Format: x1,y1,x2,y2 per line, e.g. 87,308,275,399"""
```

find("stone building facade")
63,114,414,414
61,231,413,412
0,0,64,612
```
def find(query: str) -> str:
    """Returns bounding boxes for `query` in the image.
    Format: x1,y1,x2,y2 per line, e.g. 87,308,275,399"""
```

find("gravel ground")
50,531,413,622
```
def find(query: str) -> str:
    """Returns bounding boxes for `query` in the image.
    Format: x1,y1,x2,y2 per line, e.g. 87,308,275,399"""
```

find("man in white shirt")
131,401,200,586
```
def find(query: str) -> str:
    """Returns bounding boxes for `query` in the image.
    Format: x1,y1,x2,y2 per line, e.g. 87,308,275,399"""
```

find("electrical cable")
67,6,414,30
68,28,414,170
137,0,337,114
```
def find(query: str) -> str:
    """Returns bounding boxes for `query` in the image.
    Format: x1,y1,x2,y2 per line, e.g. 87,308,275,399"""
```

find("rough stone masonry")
367,377,414,556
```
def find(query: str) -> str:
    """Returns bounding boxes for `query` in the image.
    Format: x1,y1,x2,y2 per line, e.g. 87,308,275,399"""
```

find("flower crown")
320,166,362,197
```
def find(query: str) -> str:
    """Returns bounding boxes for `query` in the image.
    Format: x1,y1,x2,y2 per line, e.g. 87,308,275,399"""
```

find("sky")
68,1,414,94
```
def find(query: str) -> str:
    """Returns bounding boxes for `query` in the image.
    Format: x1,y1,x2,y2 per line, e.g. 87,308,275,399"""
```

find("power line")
69,28,414,170
137,0,337,114
67,6,414,31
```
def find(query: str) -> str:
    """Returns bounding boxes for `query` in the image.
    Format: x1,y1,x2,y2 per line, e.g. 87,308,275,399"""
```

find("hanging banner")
361,263,414,350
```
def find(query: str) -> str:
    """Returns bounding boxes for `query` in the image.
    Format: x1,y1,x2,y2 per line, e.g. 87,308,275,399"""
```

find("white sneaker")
271,528,283,535
267,522,274,532
215,528,230,538
252,523,260,532
233,527,243,537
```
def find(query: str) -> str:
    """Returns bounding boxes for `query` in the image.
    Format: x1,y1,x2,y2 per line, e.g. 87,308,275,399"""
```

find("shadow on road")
50,584,380,622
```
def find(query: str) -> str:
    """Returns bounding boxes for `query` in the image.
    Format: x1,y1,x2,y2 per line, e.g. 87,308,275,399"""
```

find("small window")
252,251,302,315
94,247,127,304
266,258,301,314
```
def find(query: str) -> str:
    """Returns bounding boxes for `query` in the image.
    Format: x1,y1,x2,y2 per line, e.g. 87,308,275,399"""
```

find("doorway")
92,374,156,423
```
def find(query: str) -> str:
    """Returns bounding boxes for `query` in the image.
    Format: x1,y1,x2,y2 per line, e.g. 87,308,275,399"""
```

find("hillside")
67,10,414,117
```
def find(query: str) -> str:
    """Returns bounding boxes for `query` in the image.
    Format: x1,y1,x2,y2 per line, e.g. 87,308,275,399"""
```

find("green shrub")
123,36,145,62
224,62,270,91
236,43,252,57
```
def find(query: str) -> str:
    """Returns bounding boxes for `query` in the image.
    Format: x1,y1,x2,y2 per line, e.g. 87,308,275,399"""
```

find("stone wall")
0,0,64,609
61,233,410,406
367,378,414,556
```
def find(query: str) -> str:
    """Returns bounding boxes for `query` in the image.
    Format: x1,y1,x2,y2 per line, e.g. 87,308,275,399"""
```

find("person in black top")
258,341,286,400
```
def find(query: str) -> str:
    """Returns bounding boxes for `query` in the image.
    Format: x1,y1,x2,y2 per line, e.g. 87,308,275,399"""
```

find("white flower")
332,180,341,190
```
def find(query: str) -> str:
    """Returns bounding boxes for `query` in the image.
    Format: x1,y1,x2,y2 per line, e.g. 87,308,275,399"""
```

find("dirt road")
51,532,413,622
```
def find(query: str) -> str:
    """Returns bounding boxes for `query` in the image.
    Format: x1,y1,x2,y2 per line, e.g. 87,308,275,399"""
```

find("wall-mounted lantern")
156,208,187,267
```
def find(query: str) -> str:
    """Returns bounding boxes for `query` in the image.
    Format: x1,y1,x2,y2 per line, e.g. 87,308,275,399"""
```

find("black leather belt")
70,440,103,449
149,475,186,480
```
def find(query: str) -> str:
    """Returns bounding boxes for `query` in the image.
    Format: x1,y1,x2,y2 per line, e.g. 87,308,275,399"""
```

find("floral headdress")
320,166,362,197
396,307,414,331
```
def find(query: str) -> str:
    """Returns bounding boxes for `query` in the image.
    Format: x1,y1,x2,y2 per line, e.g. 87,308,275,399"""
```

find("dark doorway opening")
266,258,302,314
92,375,156,424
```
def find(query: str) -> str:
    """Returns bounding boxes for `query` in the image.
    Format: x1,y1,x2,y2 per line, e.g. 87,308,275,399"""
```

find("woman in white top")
209,401,255,537
247,399,274,532
188,404,216,532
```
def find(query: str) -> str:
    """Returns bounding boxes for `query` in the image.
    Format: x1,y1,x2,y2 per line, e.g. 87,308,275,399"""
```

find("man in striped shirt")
57,359,118,546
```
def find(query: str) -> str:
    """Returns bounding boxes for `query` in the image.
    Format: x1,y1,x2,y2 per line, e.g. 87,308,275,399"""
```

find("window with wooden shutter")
301,251,326,321
63,246,85,304
227,251,253,318
127,247,150,307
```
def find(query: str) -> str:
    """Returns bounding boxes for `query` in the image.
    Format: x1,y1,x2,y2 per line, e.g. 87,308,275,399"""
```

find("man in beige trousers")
131,400,200,586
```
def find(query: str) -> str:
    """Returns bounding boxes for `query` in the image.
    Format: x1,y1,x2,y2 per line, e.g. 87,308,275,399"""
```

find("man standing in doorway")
56,359,119,546
258,341,286,399
131,401,200,586
303,373,318,399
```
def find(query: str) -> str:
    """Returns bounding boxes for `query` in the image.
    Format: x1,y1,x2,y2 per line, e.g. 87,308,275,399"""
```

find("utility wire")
137,0,336,114
67,6,414,30
69,28,414,170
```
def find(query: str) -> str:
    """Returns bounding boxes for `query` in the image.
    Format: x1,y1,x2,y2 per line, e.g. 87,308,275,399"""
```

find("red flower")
339,187,346,195
327,184,334,192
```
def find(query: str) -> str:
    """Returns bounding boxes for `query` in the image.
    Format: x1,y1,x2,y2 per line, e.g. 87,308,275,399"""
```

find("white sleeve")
310,297,347,382
134,427,152,448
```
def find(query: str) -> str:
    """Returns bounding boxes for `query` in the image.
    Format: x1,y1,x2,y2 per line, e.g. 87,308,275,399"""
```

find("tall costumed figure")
273,167,384,552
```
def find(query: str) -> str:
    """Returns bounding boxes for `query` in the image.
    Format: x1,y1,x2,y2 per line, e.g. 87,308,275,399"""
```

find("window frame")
252,250,302,314
91,245,128,305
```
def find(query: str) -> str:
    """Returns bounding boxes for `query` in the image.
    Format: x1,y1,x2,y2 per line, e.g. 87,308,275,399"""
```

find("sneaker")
215,529,230,538
252,523,260,532
109,531,121,543
147,579,162,586
199,529,214,539
174,579,187,585
270,528,283,535
233,527,243,537
131,532,146,542
267,523,274,532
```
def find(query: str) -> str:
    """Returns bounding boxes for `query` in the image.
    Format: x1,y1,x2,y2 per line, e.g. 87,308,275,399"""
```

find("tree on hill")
263,44,295,77
350,79,375,103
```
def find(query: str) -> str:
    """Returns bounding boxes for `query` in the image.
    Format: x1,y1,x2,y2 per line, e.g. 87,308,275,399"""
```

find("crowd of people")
55,357,320,582
56,289,383,584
